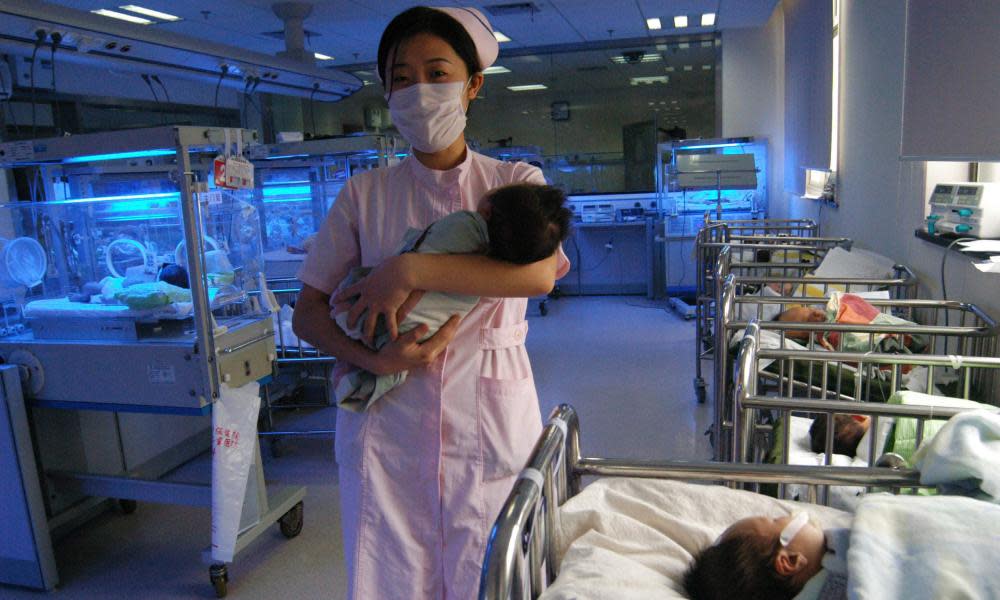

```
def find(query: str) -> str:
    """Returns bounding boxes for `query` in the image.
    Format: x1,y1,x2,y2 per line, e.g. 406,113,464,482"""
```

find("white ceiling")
48,0,778,68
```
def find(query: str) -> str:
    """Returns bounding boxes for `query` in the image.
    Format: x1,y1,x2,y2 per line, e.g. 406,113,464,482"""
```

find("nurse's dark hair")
485,184,572,265
377,6,482,88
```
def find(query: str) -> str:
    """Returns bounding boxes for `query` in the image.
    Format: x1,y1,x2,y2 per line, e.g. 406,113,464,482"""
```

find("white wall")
721,5,785,218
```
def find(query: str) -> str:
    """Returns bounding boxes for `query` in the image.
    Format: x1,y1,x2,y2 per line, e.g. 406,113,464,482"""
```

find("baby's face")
722,514,826,580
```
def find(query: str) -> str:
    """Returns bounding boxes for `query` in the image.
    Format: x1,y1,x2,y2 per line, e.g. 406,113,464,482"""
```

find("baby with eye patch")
684,512,849,600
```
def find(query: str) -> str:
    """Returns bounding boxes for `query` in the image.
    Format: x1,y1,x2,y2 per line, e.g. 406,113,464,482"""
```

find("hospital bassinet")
732,320,1000,466
694,226,854,402
259,277,336,454
711,276,997,461
478,404,929,600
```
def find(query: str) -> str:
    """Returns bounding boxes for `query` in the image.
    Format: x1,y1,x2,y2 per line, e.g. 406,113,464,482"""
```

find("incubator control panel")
926,182,1000,238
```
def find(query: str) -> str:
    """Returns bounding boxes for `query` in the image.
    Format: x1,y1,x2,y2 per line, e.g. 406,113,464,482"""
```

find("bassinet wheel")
209,563,228,598
279,501,304,538
694,378,706,404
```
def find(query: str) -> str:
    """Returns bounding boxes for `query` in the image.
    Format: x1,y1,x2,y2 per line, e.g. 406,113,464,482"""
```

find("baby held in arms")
330,183,572,412
685,512,848,600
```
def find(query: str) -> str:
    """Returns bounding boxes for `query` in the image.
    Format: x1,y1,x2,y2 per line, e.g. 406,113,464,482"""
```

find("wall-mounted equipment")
925,182,1000,238
0,0,361,101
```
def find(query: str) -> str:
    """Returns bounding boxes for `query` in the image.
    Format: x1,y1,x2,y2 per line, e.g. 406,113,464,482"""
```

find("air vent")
483,2,541,17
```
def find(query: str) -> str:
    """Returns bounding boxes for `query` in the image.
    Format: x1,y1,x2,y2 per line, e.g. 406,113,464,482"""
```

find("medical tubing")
940,237,974,328
49,32,62,134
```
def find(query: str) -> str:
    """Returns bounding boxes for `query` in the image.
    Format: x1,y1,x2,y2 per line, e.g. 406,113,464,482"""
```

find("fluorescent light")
91,9,153,24
483,65,511,75
701,12,716,26
314,52,333,60
119,5,181,21
611,53,661,64
683,65,693,71
665,66,675,72
646,17,662,30
674,15,688,28
63,149,173,163
678,42,690,49
493,30,511,42
507,84,547,91
702,64,712,70
630,76,669,85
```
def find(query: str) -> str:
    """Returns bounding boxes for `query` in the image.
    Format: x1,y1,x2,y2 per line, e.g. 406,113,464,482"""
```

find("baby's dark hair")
809,413,867,457
683,529,800,600
485,184,571,265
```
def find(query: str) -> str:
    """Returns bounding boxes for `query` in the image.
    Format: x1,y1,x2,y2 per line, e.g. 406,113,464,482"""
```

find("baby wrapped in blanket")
330,183,571,412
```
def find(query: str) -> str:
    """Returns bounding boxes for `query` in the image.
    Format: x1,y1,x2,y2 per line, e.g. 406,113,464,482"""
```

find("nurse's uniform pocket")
477,375,540,481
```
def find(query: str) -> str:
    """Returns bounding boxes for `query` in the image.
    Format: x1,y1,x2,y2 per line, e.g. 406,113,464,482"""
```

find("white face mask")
386,80,470,153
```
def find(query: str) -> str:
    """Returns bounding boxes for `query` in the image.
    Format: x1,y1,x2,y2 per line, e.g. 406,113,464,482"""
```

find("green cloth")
885,391,993,464
114,280,191,310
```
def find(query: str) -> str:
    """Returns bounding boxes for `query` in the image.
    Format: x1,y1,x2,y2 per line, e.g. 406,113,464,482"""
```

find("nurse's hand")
371,314,462,375
334,255,416,342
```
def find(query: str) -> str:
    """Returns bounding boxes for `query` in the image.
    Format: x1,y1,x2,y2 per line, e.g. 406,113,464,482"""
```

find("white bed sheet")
23,297,194,321
541,478,850,600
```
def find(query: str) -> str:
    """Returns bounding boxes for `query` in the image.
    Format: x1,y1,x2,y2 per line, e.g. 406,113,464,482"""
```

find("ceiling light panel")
119,5,181,21
674,15,688,28
314,52,333,60
91,9,153,24
507,84,547,91
646,17,661,30
483,65,511,75
701,13,716,27
493,31,511,42
630,76,669,85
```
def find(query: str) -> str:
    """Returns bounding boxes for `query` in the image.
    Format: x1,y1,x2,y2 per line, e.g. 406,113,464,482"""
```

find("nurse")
292,6,569,599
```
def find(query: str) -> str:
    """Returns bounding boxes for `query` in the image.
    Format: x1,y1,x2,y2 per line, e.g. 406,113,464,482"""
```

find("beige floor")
1,295,712,599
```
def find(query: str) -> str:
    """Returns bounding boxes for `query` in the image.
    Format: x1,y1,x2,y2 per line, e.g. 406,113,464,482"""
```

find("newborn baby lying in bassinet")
330,183,572,412
684,511,847,600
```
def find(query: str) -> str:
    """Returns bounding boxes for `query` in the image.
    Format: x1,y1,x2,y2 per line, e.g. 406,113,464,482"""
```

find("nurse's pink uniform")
298,149,570,599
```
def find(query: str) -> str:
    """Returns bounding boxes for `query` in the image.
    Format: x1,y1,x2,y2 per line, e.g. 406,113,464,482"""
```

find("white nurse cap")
433,6,500,71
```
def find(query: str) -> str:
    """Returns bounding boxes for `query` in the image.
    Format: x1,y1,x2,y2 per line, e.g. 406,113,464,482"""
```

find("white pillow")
812,246,896,280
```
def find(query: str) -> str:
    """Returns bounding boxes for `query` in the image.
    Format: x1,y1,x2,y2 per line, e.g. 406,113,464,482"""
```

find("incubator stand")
0,126,275,409
248,134,405,279
0,126,301,597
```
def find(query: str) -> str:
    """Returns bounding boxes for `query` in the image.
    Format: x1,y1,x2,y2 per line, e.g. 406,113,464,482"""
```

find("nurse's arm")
292,284,459,375
402,251,558,297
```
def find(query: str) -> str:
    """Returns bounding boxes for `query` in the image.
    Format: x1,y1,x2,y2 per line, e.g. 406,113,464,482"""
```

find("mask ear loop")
780,512,810,547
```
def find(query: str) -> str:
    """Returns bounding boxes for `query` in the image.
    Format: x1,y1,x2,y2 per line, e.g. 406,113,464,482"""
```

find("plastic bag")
211,382,261,563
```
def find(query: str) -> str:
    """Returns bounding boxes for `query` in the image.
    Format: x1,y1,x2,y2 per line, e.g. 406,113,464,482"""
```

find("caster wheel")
539,302,549,317
279,501,304,539
209,564,228,598
118,499,138,514
694,379,707,404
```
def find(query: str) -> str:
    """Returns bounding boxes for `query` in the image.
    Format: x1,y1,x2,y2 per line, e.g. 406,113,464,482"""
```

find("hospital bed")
711,275,997,461
259,278,336,454
478,404,932,600
730,320,1000,506
694,225,852,402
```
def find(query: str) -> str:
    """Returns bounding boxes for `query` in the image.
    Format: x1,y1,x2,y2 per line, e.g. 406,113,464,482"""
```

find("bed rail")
710,274,997,460
694,233,855,403
479,404,926,600
732,320,1000,461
